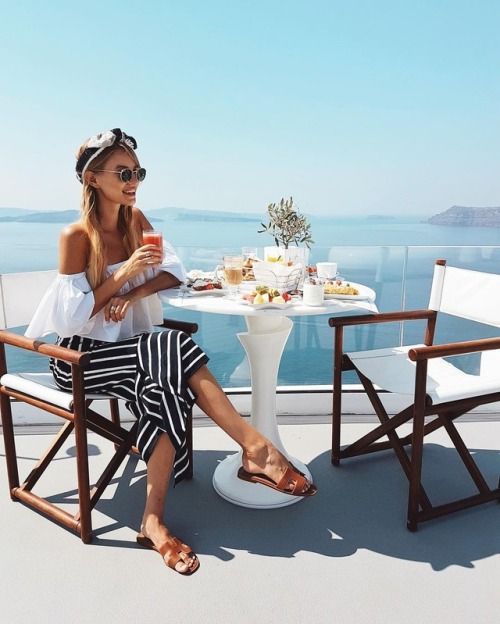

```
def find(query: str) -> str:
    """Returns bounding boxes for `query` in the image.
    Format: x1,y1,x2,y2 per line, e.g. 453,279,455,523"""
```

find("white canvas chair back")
0,270,57,329
428,263,500,328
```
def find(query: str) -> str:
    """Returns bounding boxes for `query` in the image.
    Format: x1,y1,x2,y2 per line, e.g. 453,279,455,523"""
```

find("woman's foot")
241,442,316,496
138,518,199,575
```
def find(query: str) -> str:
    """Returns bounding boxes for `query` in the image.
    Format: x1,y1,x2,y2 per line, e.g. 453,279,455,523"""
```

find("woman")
26,128,316,575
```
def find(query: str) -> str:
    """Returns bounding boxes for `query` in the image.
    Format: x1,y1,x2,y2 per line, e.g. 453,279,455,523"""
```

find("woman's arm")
59,223,162,317
123,271,181,301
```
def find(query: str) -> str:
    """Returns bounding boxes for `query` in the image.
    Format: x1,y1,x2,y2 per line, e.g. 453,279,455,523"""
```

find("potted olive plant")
258,197,314,267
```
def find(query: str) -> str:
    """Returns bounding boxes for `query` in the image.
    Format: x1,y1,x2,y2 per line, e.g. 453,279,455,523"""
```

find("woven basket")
253,262,303,291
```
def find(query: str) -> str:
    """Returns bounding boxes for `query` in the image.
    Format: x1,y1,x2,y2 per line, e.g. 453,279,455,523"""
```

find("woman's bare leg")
188,365,313,492
140,432,198,573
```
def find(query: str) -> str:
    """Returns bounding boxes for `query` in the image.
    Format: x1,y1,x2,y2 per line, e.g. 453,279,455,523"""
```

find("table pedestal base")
212,315,313,508
213,451,313,509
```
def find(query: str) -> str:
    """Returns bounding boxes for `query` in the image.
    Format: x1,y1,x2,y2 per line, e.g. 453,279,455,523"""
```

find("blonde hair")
76,144,140,288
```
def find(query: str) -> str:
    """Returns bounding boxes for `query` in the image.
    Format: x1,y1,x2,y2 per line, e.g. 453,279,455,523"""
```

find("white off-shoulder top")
25,240,186,342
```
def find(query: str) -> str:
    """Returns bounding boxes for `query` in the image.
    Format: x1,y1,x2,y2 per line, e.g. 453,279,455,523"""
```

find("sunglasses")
95,167,147,183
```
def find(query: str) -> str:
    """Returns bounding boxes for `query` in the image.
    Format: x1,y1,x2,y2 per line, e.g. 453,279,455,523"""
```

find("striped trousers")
50,331,209,484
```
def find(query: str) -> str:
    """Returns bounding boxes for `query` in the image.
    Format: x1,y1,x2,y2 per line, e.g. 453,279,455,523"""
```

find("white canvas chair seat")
329,259,500,531
348,344,500,404
0,373,113,410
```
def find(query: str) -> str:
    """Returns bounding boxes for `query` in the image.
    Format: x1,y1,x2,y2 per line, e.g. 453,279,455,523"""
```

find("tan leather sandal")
237,465,317,497
136,533,200,575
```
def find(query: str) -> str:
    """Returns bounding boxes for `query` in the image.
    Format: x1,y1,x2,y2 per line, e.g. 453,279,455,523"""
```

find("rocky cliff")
428,205,500,227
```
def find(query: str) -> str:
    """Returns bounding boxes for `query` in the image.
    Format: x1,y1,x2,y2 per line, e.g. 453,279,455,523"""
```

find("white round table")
161,290,377,509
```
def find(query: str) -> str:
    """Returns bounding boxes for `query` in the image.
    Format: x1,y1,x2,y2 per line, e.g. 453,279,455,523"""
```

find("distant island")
149,207,261,223
0,206,259,224
428,205,500,227
0,210,80,223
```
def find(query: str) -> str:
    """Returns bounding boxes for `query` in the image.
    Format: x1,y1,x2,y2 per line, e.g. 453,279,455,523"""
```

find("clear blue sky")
1,0,499,216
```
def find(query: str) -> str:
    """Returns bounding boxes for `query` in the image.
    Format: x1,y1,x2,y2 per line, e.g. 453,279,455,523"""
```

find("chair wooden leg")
0,390,20,498
332,327,344,466
358,373,432,512
407,361,428,532
72,365,92,543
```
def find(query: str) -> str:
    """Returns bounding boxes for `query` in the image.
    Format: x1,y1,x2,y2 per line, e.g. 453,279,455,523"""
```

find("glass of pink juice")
142,230,163,255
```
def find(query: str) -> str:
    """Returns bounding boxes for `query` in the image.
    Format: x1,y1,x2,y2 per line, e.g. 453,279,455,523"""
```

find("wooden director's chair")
329,259,500,531
0,270,197,543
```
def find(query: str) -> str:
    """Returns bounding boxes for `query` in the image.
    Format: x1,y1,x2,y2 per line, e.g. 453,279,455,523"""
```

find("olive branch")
258,197,314,249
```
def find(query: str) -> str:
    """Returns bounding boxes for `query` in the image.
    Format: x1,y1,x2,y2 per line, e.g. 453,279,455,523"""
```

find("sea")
2,213,500,385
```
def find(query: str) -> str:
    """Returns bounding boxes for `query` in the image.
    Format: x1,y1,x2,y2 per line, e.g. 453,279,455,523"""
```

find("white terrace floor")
1,416,499,624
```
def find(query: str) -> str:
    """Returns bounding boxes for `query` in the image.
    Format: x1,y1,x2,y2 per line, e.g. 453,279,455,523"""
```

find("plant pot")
263,246,309,288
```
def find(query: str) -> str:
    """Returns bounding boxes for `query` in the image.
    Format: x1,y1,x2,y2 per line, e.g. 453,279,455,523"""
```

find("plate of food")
187,279,226,296
323,280,375,301
241,285,296,308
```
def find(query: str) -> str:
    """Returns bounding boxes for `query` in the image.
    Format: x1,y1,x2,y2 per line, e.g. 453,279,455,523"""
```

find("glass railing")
166,245,500,386
5,245,500,385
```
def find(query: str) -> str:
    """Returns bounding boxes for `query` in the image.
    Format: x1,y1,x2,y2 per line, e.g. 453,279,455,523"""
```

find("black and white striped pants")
50,331,209,484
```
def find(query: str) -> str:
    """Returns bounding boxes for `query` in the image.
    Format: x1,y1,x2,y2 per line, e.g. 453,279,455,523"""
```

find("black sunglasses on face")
94,167,147,182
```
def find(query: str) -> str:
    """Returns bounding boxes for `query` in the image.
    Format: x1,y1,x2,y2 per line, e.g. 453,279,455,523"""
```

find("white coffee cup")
316,262,338,279
302,281,324,306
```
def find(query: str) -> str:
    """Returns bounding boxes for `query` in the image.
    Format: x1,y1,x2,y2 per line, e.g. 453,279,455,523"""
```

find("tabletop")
160,289,378,317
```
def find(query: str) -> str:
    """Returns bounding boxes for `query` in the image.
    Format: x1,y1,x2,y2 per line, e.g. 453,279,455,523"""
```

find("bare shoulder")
132,206,153,231
59,222,89,273
60,221,87,239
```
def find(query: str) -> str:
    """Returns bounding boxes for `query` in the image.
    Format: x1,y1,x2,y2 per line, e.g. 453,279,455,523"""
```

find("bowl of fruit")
241,285,295,308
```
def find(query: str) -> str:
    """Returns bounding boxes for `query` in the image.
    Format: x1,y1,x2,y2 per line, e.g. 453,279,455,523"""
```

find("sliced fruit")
254,293,270,304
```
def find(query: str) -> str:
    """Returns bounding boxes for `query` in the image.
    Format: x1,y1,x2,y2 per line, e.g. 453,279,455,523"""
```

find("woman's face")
91,148,142,206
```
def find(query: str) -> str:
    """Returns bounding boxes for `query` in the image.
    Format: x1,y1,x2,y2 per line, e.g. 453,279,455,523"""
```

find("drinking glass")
316,262,338,280
142,230,164,256
223,255,244,298
302,277,324,306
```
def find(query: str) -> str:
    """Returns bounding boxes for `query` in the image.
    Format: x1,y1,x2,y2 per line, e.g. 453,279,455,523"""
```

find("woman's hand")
118,244,163,281
104,295,134,323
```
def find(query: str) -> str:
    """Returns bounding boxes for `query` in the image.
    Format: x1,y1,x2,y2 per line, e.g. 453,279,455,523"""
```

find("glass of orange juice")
223,255,244,298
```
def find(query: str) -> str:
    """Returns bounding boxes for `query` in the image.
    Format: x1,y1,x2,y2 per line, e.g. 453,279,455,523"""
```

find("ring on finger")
110,306,117,311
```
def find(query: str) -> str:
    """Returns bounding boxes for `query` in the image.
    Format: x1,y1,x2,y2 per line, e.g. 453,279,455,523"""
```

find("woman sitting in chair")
25,128,316,575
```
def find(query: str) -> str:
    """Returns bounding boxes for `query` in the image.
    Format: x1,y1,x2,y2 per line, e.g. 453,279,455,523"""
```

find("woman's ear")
85,171,99,188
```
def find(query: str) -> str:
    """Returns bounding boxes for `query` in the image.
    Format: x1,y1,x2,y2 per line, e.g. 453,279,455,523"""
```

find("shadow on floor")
43,444,500,572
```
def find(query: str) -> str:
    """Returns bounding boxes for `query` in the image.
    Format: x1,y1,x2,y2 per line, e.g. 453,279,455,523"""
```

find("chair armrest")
328,309,435,328
408,337,500,361
159,318,199,335
0,330,90,367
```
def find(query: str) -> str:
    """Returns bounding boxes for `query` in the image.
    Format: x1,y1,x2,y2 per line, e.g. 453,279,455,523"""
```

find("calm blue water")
4,215,500,272
2,215,500,384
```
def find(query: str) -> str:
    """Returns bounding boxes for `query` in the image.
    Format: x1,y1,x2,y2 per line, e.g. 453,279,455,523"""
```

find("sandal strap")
158,537,195,569
276,466,309,495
